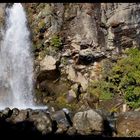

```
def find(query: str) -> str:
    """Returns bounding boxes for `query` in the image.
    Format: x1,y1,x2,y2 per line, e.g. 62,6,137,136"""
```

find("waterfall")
0,3,35,109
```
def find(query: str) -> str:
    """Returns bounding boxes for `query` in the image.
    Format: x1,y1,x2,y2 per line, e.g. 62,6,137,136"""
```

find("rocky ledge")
0,107,140,138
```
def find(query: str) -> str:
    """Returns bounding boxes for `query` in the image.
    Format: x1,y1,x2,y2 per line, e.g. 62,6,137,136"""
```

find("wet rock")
6,110,28,124
26,108,33,116
0,111,3,118
0,107,127,137
28,110,52,134
73,109,104,135
1,107,12,118
12,108,19,116
116,111,140,137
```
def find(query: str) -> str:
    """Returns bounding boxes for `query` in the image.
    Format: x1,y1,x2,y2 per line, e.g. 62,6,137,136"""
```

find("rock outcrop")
37,55,60,82
21,3,140,113
0,107,139,137
101,3,140,52
73,109,104,135
0,108,112,137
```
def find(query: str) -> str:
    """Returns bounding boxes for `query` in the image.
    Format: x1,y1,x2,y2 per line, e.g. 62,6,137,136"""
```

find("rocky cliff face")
25,3,140,54
102,3,140,53
0,3,140,112
22,3,140,111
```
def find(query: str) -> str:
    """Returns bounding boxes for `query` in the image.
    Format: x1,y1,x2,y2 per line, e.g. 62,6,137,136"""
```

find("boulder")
78,49,94,65
28,110,52,134
78,49,105,65
40,55,57,71
116,111,140,137
1,107,12,118
73,109,104,135
66,89,77,103
66,66,88,91
6,110,28,124
50,110,71,134
76,72,88,91
37,55,60,82
12,108,20,116
67,65,77,82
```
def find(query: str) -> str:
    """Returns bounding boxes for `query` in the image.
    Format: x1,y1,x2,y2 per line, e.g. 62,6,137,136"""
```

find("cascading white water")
0,3,47,110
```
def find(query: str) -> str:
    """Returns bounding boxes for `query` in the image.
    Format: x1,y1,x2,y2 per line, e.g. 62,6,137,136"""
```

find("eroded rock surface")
73,109,104,135
116,111,140,137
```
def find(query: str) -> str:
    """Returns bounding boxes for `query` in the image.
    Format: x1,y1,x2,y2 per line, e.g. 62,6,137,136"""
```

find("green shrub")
50,35,62,50
87,80,114,101
88,48,140,109
108,48,140,109
38,20,46,29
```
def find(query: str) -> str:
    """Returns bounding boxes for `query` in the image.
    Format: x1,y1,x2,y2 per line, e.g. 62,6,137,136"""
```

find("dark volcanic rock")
1,107,12,118
78,49,106,65
78,49,94,65
1,107,139,137
28,110,52,134
6,109,28,124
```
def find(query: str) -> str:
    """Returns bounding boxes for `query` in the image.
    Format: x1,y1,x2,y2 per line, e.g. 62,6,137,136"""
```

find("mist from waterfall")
0,3,35,109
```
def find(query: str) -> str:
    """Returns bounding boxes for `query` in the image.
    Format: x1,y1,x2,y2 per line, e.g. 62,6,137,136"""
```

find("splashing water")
0,3,47,110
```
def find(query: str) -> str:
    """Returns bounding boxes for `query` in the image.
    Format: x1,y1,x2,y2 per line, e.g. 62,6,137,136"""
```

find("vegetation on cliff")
89,48,140,109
